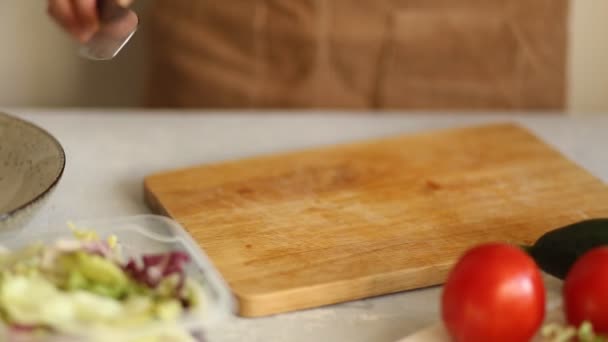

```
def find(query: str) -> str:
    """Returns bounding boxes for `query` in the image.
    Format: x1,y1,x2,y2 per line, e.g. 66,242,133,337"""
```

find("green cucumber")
525,218,608,279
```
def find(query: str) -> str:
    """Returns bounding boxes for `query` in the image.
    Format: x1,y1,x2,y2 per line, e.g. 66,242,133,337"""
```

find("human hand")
47,0,134,43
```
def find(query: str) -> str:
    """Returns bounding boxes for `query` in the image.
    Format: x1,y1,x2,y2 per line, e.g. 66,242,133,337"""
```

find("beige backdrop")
0,1,607,114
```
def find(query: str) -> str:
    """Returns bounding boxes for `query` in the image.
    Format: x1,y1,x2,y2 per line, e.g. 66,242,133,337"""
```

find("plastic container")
0,214,236,341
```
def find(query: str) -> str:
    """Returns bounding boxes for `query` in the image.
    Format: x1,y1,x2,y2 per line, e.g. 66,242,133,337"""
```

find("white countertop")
5,108,608,342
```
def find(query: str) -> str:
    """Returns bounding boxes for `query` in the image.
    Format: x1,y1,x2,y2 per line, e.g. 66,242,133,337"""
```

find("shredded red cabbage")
123,251,191,303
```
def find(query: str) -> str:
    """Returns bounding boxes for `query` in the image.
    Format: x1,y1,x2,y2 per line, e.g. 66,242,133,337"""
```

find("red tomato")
441,243,546,342
563,246,608,333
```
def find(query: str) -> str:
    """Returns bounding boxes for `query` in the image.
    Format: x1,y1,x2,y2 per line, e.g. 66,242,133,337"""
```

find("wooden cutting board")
144,123,608,317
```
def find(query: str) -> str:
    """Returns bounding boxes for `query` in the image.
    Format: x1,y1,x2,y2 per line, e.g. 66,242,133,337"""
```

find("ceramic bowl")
0,112,65,232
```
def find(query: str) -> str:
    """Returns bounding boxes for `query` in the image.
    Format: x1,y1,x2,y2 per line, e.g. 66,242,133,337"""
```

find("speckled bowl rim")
0,112,66,221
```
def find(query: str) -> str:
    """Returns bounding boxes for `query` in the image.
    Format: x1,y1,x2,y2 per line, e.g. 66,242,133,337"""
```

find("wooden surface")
144,123,608,317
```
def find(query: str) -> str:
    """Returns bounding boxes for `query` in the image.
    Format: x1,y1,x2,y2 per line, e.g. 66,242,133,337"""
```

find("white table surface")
4,108,608,342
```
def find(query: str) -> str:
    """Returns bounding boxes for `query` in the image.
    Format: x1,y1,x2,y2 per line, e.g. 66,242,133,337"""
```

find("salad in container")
0,215,235,342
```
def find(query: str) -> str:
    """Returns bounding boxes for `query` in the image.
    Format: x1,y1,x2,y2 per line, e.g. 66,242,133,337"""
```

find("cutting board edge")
143,179,169,216
143,121,524,182
232,263,453,317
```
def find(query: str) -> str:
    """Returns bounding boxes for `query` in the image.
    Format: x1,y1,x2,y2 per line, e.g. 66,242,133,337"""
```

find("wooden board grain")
144,123,608,317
